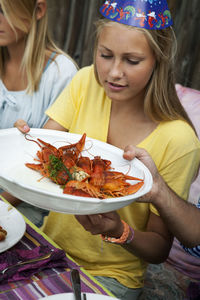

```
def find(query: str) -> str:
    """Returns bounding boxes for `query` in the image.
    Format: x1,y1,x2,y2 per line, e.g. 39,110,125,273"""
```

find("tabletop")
0,197,113,299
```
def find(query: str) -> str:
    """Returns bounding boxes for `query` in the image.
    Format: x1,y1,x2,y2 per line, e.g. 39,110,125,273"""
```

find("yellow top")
44,65,200,288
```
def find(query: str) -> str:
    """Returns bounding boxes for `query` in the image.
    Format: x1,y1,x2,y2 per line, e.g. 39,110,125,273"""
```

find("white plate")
0,201,26,253
42,293,119,300
0,128,153,214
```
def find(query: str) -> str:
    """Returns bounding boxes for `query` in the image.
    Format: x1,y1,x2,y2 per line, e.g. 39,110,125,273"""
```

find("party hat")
100,0,173,30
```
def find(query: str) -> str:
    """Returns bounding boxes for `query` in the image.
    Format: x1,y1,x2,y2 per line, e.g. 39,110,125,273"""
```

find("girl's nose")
109,60,124,79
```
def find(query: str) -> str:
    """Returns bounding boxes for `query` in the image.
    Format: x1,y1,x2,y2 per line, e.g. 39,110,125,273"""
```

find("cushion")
175,84,200,205
175,84,200,139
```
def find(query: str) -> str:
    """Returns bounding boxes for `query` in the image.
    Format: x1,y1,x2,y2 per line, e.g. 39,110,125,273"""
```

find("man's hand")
75,211,123,237
123,145,163,204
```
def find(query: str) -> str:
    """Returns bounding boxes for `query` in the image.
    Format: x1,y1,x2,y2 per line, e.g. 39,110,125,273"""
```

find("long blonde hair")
93,19,196,132
0,0,73,93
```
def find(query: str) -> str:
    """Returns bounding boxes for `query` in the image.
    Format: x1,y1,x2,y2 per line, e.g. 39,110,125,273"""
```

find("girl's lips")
107,81,127,91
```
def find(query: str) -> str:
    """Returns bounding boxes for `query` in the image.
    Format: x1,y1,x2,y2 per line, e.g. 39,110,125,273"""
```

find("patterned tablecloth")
0,198,113,299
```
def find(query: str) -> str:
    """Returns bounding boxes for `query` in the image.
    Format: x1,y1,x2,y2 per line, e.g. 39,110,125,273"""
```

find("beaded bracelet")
100,220,134,245
126,226,135,244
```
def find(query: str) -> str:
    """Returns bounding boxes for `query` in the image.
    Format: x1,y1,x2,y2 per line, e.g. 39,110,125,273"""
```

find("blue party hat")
100,0,173,30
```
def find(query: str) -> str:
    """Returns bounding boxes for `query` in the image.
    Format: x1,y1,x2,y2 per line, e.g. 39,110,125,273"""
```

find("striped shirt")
181,202,200,258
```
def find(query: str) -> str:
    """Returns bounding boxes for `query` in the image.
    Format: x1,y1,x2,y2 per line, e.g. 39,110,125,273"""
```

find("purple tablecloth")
0,199,112,299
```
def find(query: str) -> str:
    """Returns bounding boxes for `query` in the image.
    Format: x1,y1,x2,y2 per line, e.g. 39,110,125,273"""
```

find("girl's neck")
111,93,145,119
3,41,27,91
6,39,26,64
108,93,157,148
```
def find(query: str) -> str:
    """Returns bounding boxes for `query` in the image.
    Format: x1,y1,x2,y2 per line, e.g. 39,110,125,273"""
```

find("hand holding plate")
75,211,123,238
14,119,30,133
123,145,162,204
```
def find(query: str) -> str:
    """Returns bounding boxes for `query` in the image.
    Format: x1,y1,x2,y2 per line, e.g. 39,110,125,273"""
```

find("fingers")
123,145,148,161
75,212,122,236
75,214,104,234
123,145,157,174
136,192,152,203
14,119,30,133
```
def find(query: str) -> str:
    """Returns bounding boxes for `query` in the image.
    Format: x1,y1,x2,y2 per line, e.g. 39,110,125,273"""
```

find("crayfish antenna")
25,134,42,148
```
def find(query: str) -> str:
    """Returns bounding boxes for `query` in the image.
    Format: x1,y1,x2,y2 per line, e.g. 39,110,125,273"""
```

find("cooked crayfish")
0,226,7,241
25,133,86,185
25,133,144,198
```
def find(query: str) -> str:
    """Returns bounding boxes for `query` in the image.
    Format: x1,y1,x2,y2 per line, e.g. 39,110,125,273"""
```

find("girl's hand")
75,211,124,237
14,119,30,133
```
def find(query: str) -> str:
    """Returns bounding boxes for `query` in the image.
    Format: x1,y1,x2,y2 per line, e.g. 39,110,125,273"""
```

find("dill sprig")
48,155,72,182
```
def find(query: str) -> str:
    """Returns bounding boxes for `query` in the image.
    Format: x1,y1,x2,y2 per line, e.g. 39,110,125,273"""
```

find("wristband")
126,226,134,244
100,220,134,245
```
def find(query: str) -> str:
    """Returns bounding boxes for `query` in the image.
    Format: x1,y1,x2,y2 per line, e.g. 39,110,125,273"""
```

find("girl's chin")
106,94,126,102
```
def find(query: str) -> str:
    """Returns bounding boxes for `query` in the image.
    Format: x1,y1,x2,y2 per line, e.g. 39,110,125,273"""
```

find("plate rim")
0,200,26,253
41,292,118,299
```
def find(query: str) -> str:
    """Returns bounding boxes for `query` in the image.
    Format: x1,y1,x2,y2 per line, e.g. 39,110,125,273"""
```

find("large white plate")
42,293,119,300
0,128,153,214
0,201,26,253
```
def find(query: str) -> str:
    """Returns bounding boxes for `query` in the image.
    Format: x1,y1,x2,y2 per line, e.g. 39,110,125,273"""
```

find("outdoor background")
47,0,200,90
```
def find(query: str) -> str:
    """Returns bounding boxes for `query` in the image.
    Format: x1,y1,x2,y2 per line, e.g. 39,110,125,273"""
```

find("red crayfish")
25,133,144,198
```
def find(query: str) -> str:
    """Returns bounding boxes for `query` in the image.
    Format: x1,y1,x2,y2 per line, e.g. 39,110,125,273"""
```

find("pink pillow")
175,84,200,205
176,84,200,139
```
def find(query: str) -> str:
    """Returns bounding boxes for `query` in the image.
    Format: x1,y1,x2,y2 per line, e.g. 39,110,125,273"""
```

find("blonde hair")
0,0,74,93
93,19,196,132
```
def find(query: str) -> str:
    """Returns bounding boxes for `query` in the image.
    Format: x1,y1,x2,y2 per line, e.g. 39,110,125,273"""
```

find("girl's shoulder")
45,53,78,75
54,53,77,67
72,65,94,80
69,65,98,90
142,119,200,154
159,120,197,138
157,120,200,150
42,54,78,87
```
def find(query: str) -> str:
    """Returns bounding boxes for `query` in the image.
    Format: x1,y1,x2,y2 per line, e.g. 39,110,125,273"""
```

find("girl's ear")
36,0,46,20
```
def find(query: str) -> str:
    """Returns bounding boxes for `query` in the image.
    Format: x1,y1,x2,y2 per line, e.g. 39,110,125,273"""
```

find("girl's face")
0,8,26,47
95,23,156,103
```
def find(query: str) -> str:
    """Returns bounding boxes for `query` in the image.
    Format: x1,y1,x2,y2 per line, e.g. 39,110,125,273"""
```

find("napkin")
0,245,68,283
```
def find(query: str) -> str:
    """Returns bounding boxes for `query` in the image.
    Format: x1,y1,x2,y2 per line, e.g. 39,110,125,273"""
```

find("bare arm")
14,118,67,133
43,118,67,131
123,145,200,247
146,176,200,247
75,211,173,264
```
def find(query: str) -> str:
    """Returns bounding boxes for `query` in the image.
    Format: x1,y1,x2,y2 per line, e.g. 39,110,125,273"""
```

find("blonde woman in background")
0,0,77,226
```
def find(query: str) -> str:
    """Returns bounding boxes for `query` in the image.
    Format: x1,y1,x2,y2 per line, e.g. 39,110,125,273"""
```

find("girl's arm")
43,118,67,131
14,118,67,133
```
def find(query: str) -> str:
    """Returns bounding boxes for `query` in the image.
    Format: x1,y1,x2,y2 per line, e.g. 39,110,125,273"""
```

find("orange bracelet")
100,220,133,244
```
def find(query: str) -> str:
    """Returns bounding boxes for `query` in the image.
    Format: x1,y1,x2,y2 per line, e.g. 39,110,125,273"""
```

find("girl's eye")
127,59,140,65
101,54,112,59
0,6,4,15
